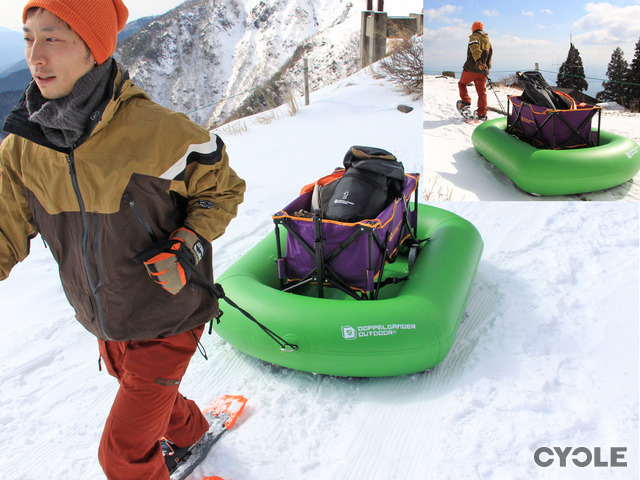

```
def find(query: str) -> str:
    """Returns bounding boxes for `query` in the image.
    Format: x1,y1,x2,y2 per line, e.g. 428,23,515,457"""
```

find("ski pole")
487,77,506,115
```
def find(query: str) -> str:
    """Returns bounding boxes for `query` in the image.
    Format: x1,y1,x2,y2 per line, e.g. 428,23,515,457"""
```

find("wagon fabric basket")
507,95,601,150
506,71,601,150
272,148,420,300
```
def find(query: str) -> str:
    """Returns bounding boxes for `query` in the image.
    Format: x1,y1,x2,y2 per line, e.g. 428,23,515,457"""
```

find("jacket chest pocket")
122,193,158,243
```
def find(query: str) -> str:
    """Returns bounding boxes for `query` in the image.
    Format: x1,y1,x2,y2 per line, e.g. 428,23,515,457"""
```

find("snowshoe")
163,395,247,480
162,438,192,474
456,101,478,124
456,100,471,118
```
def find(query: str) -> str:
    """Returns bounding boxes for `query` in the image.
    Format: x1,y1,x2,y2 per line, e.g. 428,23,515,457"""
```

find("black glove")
135,228,206,295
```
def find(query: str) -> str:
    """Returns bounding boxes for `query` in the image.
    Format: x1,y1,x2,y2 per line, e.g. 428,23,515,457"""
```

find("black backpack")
317,146,406,222
517,71,572,110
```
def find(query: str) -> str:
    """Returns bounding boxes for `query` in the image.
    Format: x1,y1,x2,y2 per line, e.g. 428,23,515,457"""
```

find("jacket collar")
2,59,144,153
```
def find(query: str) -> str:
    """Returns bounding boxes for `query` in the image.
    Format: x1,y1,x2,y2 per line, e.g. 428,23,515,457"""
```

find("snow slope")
424,75,640,201
1,70,638,480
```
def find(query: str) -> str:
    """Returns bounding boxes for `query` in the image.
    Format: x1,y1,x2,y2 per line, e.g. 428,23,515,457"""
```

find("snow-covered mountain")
0,28,25,73
115,0,420,127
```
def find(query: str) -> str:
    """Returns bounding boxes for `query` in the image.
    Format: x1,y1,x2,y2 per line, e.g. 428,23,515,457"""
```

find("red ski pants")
97,325,208,480
458,70,488,116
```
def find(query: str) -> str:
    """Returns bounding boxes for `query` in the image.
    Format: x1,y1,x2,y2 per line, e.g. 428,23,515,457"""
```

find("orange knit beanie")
472,21,484,32
23,0,129,65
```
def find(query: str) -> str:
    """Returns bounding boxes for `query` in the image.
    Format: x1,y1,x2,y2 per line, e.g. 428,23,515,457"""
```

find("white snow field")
1,70,638,480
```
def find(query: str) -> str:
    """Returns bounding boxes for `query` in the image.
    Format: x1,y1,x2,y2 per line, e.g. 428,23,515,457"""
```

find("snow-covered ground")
1,70,639,480
424,74,640,201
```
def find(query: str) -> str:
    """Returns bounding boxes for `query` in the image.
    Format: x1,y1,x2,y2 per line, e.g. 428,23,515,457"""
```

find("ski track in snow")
1,71,639,480
424,75,640,201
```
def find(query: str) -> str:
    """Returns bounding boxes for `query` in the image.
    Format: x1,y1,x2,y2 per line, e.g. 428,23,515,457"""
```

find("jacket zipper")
123,193,158,243
66,152,113,341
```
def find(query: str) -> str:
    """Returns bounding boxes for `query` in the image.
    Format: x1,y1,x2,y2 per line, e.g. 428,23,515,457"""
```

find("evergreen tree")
557,43,588,92
627,36,640,111
597,47,628,105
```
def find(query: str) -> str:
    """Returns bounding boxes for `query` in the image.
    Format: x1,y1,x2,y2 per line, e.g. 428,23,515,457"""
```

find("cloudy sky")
0,0,188,32
424,0,640,95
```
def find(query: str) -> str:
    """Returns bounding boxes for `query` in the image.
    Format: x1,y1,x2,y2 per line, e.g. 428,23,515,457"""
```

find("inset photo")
423,1,640,200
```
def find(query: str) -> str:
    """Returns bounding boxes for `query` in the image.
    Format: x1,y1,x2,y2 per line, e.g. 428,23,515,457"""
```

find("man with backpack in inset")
458,21,493,121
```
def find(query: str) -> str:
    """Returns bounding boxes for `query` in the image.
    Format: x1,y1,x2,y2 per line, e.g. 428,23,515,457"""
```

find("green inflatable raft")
472,117,640,195
213,204,483,377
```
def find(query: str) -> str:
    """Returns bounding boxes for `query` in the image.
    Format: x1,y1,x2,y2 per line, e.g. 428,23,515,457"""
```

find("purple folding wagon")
507,95,602,150
272,172,420,300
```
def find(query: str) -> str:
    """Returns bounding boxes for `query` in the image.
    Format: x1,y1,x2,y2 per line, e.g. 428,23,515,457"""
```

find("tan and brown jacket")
463,30,493,76
0,62,246,341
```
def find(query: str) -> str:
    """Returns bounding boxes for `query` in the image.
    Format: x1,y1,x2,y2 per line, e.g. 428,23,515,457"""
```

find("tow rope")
178,251,298,352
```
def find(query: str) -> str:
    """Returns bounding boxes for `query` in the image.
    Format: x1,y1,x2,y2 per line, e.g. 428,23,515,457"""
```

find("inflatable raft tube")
214,204,483,377
472,117,640,195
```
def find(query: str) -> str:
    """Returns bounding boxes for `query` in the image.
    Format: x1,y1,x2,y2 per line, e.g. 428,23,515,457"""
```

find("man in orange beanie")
1,1,246,479
457,21,493,121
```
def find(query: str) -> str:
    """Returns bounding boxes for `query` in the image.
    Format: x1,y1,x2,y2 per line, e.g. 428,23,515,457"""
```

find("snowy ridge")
424,74,640,201
116,0,420,128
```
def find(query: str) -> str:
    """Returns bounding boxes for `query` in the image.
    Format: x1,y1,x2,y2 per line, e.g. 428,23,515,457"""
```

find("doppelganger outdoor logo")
342,324,416,340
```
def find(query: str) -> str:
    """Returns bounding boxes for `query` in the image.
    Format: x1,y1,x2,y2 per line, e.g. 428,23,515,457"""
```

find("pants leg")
474,74,488,116
98,325,208,480
458,70,473,104
165,393,208,448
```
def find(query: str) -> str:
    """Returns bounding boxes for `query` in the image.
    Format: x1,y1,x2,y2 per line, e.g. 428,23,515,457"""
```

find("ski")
167,395,247,480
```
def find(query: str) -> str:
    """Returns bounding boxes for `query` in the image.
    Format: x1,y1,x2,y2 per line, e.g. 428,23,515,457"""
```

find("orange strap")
299,168,345,194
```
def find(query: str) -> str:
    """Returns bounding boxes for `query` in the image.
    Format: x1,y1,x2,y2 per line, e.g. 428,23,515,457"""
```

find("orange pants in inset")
458,70,488,116
97,325,208,480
